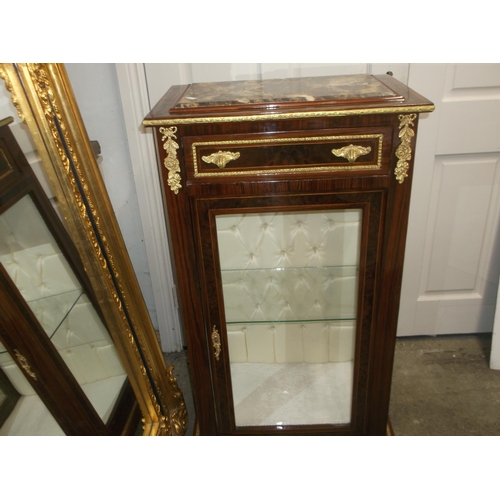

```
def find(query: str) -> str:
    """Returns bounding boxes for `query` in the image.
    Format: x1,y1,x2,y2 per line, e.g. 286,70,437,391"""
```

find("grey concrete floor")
165,333,500,436
389,333,500,436
164,350,196,436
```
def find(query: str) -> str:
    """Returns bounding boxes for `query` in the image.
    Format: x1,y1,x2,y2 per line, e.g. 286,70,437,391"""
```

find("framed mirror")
0,63,187,435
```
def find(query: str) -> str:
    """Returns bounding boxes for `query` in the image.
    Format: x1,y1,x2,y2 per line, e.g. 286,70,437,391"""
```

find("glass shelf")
226,318,356,325
0,288,83,355
216,208,361,428
221,264,358,273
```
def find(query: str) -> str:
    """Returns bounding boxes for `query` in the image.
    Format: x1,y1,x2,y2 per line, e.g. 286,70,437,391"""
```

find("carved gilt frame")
0,63,186,436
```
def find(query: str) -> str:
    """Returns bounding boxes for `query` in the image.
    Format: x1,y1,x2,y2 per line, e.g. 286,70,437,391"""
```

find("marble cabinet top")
170,74,404,113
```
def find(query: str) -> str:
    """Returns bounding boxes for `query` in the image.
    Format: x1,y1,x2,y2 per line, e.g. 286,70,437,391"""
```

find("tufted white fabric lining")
0,196,126,415
217,210,360,426
217,210,360,364
222,268,357,323
216,210,361,271
227,321,356,363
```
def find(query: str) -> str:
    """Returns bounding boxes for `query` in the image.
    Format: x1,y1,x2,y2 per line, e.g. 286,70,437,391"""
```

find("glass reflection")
0,195,127,435
0,355,65,435
216,209,361,427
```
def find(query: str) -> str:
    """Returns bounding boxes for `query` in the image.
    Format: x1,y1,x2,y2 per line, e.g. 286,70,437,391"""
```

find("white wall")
65,64,158,331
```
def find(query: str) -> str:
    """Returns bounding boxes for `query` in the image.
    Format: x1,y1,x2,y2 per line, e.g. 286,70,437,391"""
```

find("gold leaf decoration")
202,150,240,169
167,364,188,435
25,64,169,427
14,350,37,380
0,65,25,122
395,113,417,183
332,144,372,163
160,126,182,194
211,325,221,361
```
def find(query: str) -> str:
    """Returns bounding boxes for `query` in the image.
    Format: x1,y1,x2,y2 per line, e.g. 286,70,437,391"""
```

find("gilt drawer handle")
211,325,221,361
332,144,371,163
14,349,37,380
202,151,240,169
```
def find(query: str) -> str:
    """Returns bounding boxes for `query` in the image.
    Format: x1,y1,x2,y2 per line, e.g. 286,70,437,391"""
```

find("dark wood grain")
156,127,218,434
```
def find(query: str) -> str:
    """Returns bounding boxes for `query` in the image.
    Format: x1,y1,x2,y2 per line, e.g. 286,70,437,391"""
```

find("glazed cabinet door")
194,189,385,435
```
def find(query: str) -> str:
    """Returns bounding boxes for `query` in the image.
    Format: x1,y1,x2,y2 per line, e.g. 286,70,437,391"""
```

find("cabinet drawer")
184,129,391,180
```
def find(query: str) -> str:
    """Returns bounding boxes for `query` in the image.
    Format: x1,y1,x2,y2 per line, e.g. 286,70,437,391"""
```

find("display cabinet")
0,116,139,435
144,74,434,435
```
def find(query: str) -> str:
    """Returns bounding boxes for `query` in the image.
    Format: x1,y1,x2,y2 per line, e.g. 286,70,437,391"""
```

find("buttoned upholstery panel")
0,197,81,302
0,197,125,396
0,252,126,394
0,242,81,302
0,339,125,396
217,210,360,364
227,321,356,364
222,268,357,323
217,210,361,270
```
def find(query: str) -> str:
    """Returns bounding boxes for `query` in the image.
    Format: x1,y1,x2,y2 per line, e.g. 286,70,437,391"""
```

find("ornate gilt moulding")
14,350,37,380
0,63,187,436
202,150,241,169
160,126,182,194
332,144,372,163
143,105,435,127
146,75,434,192
395,113,417,183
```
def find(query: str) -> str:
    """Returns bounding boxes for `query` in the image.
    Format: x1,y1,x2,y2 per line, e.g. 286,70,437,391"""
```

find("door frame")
115,64,183,352
193,187,385,435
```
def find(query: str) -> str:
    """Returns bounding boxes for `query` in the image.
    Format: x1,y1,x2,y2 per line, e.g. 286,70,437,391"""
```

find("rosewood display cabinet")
144,74,434,435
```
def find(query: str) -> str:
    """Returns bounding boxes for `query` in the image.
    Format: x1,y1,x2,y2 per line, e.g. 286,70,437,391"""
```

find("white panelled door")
398,64,500,350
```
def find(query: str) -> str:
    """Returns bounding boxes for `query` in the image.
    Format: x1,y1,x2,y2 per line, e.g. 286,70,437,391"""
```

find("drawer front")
184,130,391,180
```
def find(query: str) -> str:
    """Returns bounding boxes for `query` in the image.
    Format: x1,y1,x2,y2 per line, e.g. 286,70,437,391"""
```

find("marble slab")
171,74,403,113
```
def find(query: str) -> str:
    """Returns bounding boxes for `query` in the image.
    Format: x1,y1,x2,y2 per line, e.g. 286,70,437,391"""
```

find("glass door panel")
0,195,127,429
216,209,361,427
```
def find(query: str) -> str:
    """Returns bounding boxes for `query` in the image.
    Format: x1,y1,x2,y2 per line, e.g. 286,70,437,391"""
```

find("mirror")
0,63,187,435
0,194,126,434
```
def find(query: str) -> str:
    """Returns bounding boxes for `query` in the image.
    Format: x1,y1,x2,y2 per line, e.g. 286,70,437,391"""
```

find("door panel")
425,155,500,293
217,209,361,428
399,63,500,337
195,190,384,435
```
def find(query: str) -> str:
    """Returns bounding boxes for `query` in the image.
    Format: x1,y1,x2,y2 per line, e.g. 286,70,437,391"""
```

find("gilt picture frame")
0,63,187,435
